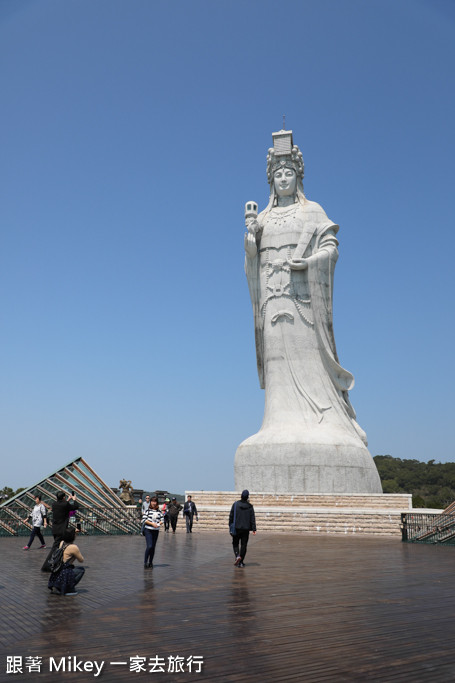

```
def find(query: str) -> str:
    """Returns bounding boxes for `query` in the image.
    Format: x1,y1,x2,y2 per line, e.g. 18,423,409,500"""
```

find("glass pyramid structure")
0,457,139,537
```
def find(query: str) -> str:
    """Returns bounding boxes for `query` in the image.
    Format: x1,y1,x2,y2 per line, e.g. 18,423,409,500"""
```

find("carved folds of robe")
234,199,382,493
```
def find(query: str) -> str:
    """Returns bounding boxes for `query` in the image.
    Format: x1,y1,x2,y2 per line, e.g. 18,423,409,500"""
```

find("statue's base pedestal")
234,434,382,494
185,491,412,537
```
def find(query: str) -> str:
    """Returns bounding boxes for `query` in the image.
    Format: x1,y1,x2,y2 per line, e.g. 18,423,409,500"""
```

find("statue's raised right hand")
245,217,259,234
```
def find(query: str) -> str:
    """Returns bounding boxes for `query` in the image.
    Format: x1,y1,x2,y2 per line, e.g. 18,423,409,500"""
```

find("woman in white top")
23,495,48,550
142,497,163,569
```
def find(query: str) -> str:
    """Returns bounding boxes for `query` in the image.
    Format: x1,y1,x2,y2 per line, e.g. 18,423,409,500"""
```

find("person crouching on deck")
48,527,85,596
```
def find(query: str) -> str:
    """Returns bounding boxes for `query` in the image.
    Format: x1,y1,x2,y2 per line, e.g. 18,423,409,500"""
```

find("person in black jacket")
42,491,79,573
51,491,79,543
183,495,198,533
168,497,183,533
229,490,256,568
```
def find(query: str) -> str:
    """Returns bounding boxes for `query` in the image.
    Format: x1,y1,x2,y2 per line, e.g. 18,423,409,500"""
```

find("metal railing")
0,505,142,537
401,512,455,545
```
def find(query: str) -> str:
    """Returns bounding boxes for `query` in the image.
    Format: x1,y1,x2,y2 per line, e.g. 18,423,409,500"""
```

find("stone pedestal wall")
186,491,413,537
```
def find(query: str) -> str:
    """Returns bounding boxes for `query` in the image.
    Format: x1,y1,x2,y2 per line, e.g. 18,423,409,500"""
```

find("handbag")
229,502,238,536
140,520,146,535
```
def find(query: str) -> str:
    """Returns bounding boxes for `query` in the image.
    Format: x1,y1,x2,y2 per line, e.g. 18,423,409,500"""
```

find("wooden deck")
0,530,454,681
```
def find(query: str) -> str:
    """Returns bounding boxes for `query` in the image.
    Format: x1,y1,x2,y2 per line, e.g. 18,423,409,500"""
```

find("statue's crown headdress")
266,129,304,184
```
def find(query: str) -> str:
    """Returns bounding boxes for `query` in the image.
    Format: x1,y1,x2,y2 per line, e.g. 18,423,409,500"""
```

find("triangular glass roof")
0,457,138,536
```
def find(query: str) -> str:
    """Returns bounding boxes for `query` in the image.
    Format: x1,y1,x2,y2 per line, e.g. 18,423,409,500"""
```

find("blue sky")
1,0,454,494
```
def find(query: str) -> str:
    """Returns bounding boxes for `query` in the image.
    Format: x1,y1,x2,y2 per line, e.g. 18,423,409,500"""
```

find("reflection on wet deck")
1,531,454,681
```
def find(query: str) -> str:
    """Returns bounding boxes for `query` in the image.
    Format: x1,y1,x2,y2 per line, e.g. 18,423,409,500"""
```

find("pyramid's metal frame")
0,457,139,537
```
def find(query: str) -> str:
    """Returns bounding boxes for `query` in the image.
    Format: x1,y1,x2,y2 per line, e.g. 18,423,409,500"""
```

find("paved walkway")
0,530,454,682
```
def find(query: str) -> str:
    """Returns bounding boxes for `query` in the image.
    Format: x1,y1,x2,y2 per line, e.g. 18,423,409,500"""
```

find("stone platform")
186,491,414,536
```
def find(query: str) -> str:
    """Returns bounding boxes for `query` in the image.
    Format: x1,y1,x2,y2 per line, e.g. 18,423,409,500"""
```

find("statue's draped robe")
245,199,367,446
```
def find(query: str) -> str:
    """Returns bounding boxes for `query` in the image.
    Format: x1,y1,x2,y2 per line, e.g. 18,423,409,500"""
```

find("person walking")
161,498,170,532
22,495,48,550
142,497,163,568
183,495,198,533
229,490,256,568
136,497,143,520
168,497,183,534
141,495,151,515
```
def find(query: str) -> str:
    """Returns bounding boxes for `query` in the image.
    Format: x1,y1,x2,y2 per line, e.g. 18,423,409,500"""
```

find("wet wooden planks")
0,531,455,681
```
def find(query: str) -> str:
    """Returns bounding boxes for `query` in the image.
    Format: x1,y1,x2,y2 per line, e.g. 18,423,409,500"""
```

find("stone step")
186,491,412,510
191,509,403,536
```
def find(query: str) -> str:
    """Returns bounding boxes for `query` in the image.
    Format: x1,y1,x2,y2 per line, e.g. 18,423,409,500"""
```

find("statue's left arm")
288,224,339,271
303,224,359,423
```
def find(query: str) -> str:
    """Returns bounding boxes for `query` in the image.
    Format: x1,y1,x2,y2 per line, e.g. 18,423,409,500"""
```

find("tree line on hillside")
374,455,455,509
3,456,455,510
0,486,25,503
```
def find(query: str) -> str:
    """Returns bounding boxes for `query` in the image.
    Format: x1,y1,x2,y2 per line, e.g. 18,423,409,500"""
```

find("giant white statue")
235,129,382,493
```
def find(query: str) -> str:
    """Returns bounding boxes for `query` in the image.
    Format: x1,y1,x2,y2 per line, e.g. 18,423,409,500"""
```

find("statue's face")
274,167,297,197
